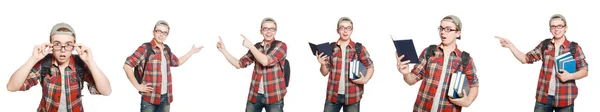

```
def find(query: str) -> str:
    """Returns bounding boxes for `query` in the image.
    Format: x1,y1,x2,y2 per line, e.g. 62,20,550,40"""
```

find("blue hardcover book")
561,59,577,73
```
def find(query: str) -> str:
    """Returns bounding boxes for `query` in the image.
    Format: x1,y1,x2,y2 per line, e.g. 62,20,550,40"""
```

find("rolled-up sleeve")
83,69,100,95
525,41,544,64
464,57,479,87
125,44,149,67
239,51,255,68
19,62,42,91
411,48,429,81
265,42,287,67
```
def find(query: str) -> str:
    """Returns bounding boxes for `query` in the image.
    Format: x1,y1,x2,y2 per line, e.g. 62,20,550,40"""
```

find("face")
50,35,75,64
337,21,353,41
153,25,169,44
549,18,567,39
260,22,277,41
438,20,461,46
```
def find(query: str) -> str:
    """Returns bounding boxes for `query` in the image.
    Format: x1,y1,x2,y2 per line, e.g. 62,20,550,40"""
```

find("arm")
84,60,111,96
6,58,41,92
352,46,375,84
507,44,528,64
174,45,203,66
219,49,252,69
320,64,330,76
463,87,479,107
456,57,480,107
123,44,147,89
558,45,589,81
248,46,269,66
250,42,287,67
176,50,194,66
497,36,541,64
404,49,428,86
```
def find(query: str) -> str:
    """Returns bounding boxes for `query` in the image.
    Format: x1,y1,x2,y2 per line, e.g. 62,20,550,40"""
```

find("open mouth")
59,54,67,60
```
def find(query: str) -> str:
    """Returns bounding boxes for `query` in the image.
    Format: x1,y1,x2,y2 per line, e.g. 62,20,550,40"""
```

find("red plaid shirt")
19,55,101,112
239,40,287,104
410,44,479,112
125,39,180,105
325,39,373,105
525,38,588,107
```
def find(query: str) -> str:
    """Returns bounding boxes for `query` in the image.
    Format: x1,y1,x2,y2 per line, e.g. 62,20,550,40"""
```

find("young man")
495,14,588,112
123,20,203,112
216,17,287,112
6,23,112,112
397,15,480,112
315,17,374,112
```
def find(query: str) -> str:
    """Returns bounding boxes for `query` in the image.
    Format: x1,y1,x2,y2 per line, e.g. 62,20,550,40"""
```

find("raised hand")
216,36,226,52
495,36,513,48
396,53,411,75
190,44,204,53
316,51,329,65
74,44,93,63
240,34,253,49
31,43,53,61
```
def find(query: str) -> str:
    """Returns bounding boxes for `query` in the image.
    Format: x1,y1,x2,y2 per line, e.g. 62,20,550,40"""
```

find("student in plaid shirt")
315,17,375,112
6,23,112,112
123,20,203,112
217,17,287,112
495,14,588,112
397,15,480,112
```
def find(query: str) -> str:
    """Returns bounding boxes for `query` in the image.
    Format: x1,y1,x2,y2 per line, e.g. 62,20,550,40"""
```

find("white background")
0,0,597,112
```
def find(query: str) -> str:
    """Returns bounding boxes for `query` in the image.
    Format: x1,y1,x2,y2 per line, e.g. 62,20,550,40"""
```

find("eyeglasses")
438,27,458,33
550,25,565,29
52,43,75,51
154,30,169,36
338,26,353,31
261,27,277,32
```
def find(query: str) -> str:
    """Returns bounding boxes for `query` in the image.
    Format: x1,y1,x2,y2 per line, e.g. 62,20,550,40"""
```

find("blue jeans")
323,94,360,112
141,94,170,112
534,95,574,112
245,94,285,112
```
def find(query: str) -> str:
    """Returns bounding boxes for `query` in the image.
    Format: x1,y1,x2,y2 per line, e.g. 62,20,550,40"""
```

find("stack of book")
555,52,576,73
349,59,365,80
448,71,469,99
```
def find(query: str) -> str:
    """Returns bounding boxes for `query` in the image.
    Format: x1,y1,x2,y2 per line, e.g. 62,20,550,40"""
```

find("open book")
309,42,333,56
447,71,470,99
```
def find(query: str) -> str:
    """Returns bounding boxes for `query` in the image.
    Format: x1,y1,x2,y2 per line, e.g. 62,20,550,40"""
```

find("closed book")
349,59,365,80
448,71,470,99
561,59,577,73
391,36,420,64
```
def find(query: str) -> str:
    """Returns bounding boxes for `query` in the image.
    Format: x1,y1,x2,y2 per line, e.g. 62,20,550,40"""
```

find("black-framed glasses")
338,26,353,31
154,30,169,36
438,27,458,33
261,27,277,32
52,44,75,51
550,25,565,29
